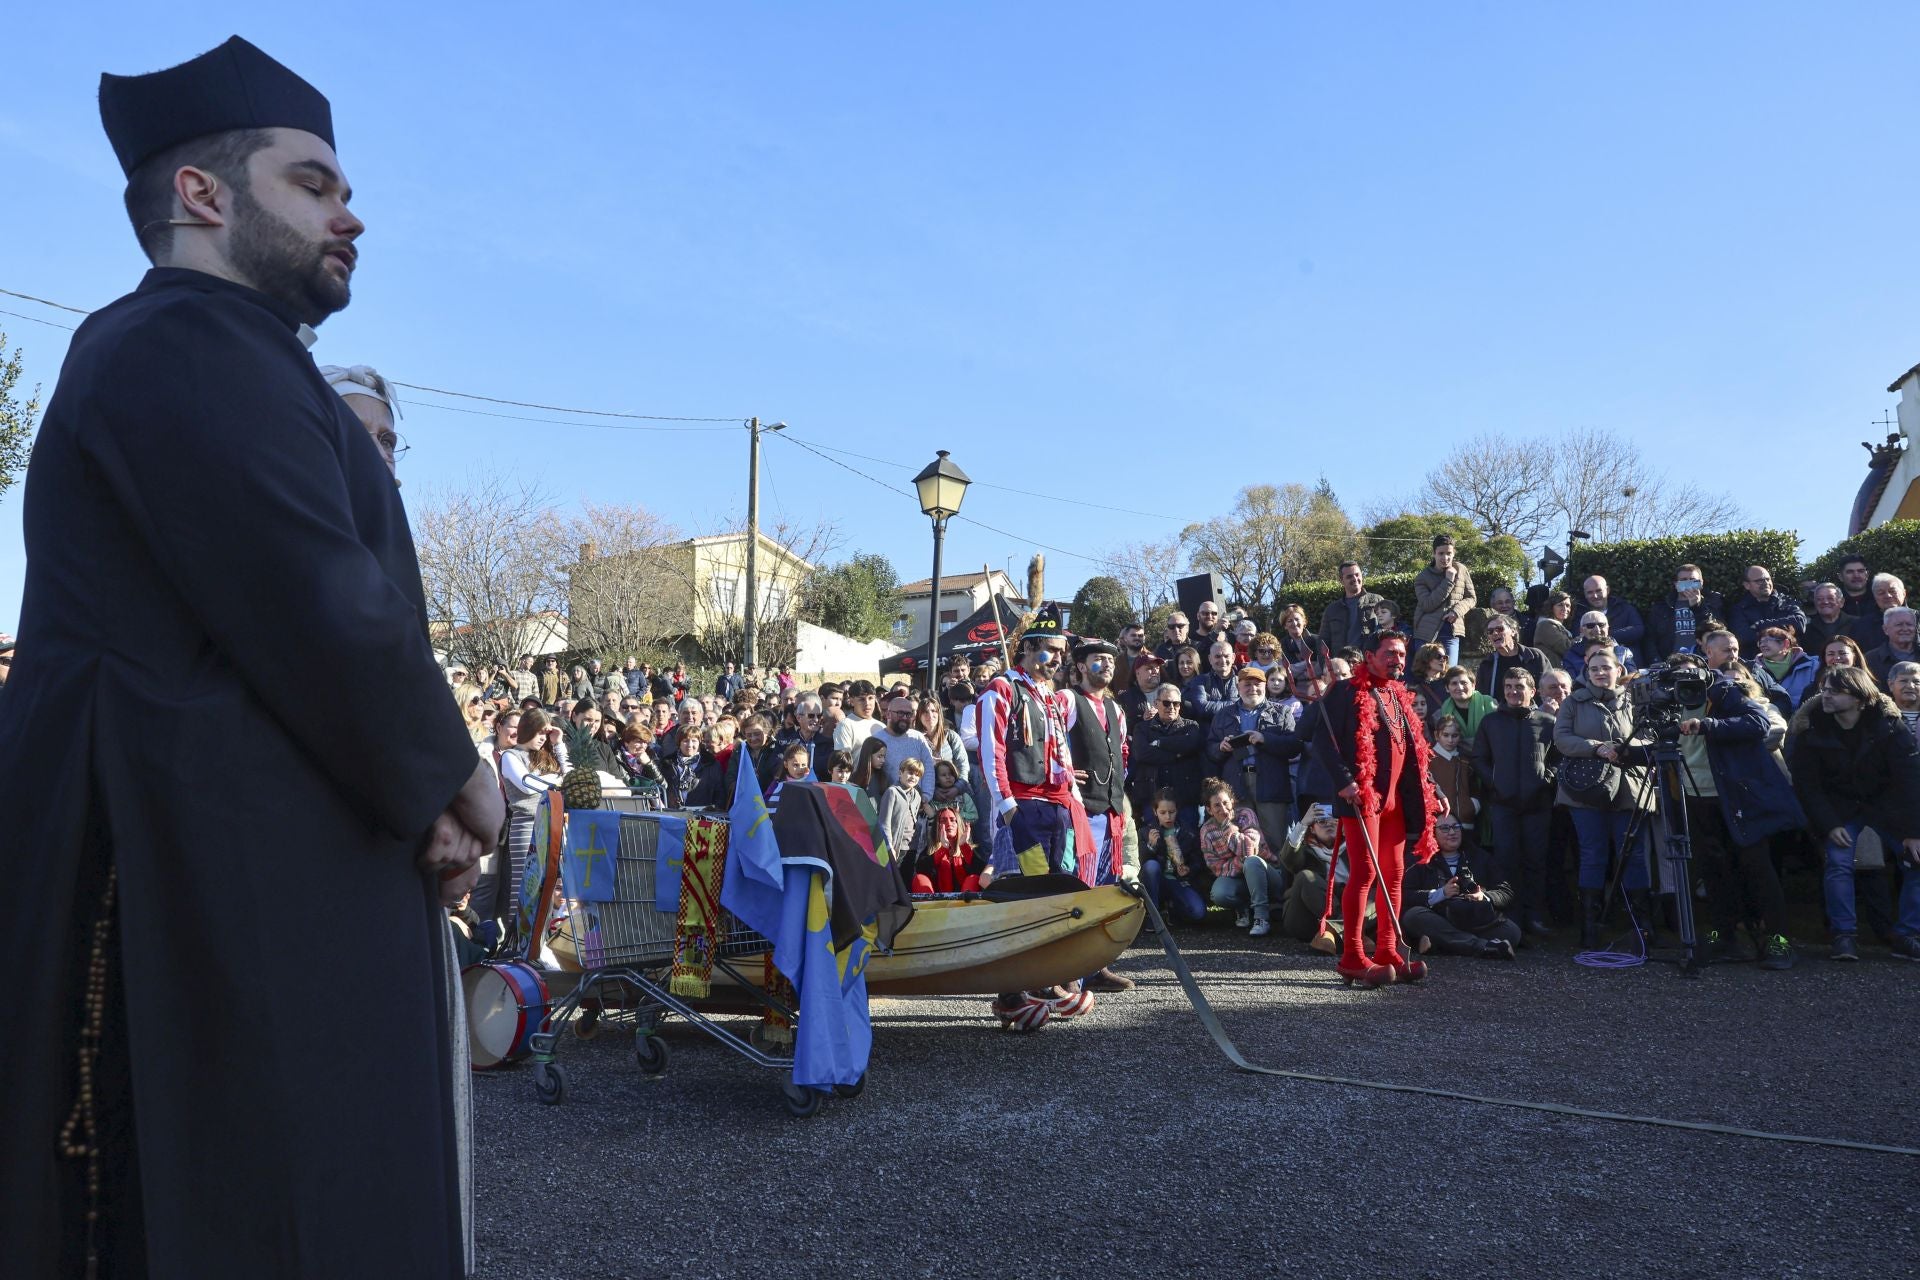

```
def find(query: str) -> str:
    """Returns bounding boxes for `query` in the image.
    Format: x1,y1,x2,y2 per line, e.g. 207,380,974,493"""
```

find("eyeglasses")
621,703,641,711
1159,698,1182,706
1257,647,1279,656
1434,823,1463,832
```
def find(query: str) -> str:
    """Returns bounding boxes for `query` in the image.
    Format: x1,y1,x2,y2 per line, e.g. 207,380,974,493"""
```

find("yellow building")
568,531,817,654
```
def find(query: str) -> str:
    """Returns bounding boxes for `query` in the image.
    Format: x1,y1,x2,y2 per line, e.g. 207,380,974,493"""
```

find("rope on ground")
1133,891,1920,1159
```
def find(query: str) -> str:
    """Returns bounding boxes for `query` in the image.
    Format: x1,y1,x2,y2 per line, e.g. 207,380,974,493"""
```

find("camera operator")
1554,645,1656,946
1668,657,1804,969
1401,816,1521,959
1789,665,1920,962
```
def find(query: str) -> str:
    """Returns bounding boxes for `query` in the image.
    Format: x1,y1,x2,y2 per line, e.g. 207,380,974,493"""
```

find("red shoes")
1384,957,1428,984
1336,960,1393,988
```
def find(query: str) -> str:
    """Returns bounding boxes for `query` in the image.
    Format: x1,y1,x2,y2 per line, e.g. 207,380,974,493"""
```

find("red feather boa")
1346,663,1442,864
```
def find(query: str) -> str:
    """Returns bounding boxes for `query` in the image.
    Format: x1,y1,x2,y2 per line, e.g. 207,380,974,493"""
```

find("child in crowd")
878,756,926,876
851,738,889,801
1438,666,1497,745
1199,776,1283,937
826,749,855,785
915,759,980,894
766,741,812,808
1139,787,1207,925
1427,714,1480,831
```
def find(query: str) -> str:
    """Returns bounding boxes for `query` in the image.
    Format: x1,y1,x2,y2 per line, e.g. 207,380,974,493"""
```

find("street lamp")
912,449,972,691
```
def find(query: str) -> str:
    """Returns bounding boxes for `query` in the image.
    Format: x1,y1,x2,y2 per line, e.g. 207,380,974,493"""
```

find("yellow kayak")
865,883,1145,995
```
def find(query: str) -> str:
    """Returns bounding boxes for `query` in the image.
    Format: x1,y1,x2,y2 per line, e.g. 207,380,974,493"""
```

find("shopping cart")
526,805,837,1118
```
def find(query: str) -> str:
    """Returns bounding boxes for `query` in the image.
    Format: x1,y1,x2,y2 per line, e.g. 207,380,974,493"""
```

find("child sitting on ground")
1199,776,1283,937
1139,787,1207,925
913,759,980,894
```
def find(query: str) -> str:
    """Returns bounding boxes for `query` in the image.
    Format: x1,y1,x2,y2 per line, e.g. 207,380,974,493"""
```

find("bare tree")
1103,536,1184,622
558,500,683,659
1417,432,1558,545
412,473,569,671
1180,483,1360,609
1547,426,1744,542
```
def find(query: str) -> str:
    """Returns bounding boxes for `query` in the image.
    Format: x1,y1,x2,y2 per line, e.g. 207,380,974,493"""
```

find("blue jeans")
1440,635,1461,666
1209,855,1278,918
1140,860,1209,924
1823,822,1920,937
1570,807,1647,890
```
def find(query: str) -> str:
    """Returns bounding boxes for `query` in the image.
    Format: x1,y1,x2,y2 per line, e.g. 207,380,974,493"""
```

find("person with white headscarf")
318,363,404,482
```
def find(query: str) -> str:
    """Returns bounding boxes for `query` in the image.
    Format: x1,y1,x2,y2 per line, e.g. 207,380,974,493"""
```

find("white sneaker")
1249,919,1272,938
1234,911,1251,929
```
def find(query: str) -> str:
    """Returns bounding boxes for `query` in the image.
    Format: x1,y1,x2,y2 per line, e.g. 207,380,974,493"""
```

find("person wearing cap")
1206,664,1304,867
2,37,502,1278
1067,639,1135,990
1117,649,1164,725
868,693,936,799
978,610,1086,1024
317,363,404,481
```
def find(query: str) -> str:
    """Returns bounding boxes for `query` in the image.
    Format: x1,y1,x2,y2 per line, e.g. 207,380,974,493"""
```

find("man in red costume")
1312,630,1444,987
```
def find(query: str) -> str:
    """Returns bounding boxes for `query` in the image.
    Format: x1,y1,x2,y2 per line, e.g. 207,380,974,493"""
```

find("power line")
0,287,90,315
387,380,740,423
0,308,76,333
402,397,739,433
774,432,1125,570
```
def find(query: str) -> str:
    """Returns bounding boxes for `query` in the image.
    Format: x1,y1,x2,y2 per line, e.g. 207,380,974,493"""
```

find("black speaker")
1176,572,1226,620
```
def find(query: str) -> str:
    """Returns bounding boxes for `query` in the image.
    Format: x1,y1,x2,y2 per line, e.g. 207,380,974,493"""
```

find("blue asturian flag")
558,809,620,903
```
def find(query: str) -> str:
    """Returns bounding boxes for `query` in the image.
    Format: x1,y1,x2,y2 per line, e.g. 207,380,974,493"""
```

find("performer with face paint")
975,608,1085,1027
1312,629,1446,989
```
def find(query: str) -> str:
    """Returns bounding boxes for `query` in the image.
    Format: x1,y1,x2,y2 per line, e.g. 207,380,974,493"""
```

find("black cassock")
0,268,482,1277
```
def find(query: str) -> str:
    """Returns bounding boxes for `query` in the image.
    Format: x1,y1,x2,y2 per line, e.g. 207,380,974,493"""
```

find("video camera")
1628,661,1713,727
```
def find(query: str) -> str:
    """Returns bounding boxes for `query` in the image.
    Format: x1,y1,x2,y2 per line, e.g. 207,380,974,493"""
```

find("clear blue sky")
3,3,1916,635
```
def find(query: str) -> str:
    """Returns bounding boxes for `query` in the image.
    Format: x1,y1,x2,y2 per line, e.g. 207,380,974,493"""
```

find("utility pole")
741,417,785,671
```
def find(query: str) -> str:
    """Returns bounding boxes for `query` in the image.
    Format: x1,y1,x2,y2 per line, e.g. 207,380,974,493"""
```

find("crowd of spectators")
437,537,1920,972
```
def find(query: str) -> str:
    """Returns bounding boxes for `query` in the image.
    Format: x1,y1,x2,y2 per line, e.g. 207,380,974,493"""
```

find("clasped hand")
419,760,509,905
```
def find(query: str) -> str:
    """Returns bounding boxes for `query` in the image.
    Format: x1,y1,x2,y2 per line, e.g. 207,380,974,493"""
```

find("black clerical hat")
99,36,334,177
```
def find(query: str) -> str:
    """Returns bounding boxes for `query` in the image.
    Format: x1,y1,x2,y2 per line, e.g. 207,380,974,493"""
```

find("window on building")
939,609,958,626
892,615,912,641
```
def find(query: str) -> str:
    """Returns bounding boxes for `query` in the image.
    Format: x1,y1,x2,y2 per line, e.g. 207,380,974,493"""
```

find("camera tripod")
1614,720,1705,976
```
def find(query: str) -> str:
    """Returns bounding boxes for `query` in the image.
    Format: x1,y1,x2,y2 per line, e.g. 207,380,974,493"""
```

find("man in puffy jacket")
1471,667,1557,936
1129,682,1206,820
1184,639,1239,721
1726,566,1807,659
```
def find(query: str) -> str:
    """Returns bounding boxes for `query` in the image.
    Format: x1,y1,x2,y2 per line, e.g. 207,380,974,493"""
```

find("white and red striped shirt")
978,669,1074,814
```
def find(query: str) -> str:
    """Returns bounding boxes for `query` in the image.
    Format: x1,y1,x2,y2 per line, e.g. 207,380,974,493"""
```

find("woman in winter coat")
1553,646,1655,945
1411,536,1477,665
1789,665,1920,962
1753,626,1820,710
1675,666,1805,969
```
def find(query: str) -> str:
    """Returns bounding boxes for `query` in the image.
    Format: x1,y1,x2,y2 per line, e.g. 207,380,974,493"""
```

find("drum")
462,961,550,1069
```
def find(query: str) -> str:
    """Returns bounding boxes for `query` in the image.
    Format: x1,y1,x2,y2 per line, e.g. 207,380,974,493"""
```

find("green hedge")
1280,571,1422,632
1805,520,1920,595
1562,530,1801,607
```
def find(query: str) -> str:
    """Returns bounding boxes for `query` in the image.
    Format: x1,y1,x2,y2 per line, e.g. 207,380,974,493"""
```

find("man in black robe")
0,36,503,1278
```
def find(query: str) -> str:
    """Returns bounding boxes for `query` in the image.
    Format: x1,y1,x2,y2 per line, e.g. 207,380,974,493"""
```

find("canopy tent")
879,594,1019,677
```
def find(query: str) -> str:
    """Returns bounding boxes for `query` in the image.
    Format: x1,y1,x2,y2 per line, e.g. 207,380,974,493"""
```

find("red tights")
1339,805,1407,970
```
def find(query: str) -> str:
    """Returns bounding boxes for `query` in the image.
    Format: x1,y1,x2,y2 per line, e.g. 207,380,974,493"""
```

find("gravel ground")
473,927,1920,1279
